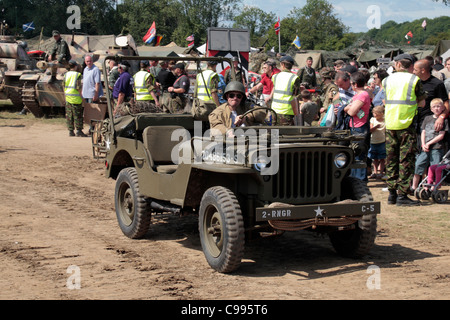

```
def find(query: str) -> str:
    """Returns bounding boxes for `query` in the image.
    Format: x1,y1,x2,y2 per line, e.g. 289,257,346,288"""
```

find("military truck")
94,55,380,273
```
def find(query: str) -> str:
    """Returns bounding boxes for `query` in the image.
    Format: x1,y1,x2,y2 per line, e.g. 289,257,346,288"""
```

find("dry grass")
369,181,450,247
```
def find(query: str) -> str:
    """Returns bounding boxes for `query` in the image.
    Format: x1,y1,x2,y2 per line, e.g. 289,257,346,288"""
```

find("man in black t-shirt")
413,59,449,133
157,61,177,111
167,63,190,113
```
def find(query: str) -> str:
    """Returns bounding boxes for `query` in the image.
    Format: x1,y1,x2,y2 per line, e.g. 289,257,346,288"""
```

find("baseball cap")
174,63,185,70
394,53,414,62
341,64,357,74
280,55,295,64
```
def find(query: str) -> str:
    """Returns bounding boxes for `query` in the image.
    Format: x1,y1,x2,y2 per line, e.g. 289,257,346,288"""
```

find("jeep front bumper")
255,201,380,222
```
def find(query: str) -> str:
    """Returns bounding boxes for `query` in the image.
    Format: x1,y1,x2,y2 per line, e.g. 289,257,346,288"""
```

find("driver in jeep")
209,81,268,137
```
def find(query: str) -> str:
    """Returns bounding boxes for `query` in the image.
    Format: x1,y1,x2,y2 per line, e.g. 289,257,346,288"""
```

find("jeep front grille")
270,150,334,203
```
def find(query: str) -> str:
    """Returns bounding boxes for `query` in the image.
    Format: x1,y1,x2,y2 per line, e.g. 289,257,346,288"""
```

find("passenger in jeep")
209,81,266,137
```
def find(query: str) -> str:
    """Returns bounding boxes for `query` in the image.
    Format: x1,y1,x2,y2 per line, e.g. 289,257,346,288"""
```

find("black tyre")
432,190,448,204
199,186,245,273
115,167,151,239
329,177,377,258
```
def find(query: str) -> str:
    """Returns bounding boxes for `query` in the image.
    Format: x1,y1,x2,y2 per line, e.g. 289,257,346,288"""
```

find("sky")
242,0,450,33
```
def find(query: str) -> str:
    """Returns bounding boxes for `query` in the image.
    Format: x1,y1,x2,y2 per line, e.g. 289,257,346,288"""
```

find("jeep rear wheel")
199,186,245,273
115,167,151,239
329,177,377,258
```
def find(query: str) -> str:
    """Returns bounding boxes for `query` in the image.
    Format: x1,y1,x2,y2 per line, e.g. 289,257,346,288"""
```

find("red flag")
406,31,413,38
143,21,156,44
274,17,280,35
155,35,163,46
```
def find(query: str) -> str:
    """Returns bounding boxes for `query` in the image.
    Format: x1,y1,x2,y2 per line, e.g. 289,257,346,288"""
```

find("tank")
5,33,139,117
0,35,37,110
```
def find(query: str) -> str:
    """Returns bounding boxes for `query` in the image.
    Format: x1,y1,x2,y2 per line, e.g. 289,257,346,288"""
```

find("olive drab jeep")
93,55,381,273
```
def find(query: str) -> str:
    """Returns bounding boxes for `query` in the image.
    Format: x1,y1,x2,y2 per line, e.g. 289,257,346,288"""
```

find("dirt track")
0,114,449,300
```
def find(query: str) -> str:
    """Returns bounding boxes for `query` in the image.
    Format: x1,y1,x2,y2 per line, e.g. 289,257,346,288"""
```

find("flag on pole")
422,19,427,30
188,41,195,48
186,34,194,42
155,35,163,47
292,35,301,49
22,21,35,32
274,17,280,35
143,21,156,44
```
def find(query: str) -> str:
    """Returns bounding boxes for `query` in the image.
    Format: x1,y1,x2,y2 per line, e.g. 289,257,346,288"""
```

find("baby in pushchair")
415,149,450,203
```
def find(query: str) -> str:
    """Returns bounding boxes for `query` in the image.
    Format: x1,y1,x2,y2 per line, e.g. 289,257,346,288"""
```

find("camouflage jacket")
50,38,71,63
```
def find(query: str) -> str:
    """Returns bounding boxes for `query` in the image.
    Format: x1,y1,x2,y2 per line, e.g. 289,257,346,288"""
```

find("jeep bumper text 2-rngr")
94,56,380,273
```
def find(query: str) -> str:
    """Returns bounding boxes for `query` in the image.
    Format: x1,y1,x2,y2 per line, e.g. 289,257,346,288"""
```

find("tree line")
1,0,448,52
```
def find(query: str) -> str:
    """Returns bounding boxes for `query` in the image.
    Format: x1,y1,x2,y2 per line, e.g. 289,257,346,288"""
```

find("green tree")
171,0,241,45
265,0,347,52
119,0,181,45
286,0,347,51
232,6,275,47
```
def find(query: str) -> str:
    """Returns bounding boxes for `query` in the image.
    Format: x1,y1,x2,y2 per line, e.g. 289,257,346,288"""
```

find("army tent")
137,42,188,57
294,52,324,69
357,48,401,67
431,40,450,58
293,50,351,69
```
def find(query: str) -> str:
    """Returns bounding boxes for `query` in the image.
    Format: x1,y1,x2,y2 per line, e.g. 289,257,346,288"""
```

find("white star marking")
314,206,324,217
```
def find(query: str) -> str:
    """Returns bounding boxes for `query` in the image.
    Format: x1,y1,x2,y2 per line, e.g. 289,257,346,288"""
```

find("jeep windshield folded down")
93,56,380,273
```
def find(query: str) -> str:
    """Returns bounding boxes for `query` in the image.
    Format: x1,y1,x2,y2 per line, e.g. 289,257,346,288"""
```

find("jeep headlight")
334,152,348,168
253,156,269,172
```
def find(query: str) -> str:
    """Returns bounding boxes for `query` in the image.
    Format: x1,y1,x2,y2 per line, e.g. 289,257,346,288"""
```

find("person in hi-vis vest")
133,60,161,109
269,55,301,126
382,53,426,206
196,60,220,107
64,60,86,137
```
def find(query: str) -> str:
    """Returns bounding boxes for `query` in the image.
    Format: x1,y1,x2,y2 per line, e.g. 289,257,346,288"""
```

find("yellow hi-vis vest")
133,70,154,101
383,72,420,130
196,69,218,102
271,71,298,115
64,71,82,105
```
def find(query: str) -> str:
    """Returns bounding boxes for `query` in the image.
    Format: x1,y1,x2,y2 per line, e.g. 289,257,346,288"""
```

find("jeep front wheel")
115,167,151,239
329,177,377,258
199,186,245,273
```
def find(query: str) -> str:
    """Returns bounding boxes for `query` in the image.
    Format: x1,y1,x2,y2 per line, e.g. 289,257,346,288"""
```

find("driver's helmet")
224,81,246,101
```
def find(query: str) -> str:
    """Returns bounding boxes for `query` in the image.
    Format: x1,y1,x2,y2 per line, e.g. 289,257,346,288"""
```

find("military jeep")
94,56,380,273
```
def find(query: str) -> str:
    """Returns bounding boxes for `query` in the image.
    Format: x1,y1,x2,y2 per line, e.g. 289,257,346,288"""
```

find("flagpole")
274,17,281,54
38,27,43,51
278,30,281,54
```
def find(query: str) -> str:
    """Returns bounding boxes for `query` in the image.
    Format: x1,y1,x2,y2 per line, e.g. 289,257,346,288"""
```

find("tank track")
5,80,24,110
21,81,45,118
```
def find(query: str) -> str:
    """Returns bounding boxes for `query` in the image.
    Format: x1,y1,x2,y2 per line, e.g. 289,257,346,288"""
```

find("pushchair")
414,153,450,204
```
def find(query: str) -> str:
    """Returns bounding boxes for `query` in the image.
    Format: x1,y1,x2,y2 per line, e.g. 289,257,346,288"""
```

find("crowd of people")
244,53,450,206
60,57,194,135
50,26,449,207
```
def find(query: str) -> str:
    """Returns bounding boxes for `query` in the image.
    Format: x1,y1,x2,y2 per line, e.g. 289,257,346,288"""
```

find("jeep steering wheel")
242,107,278,126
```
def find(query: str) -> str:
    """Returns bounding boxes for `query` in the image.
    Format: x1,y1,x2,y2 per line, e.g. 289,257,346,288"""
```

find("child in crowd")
299,90,319,126
368,106,386,179
412,98,449,190
426,149,450,191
